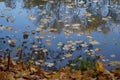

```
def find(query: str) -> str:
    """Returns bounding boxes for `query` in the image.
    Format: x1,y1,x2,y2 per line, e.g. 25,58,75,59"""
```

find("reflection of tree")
23,0,47,9
86,16,105,30
0,0,16,9
23,0,119,22
65,15,107,34
1,0,119,34
51,21,64,34
0,0,3,2
101,26,110,34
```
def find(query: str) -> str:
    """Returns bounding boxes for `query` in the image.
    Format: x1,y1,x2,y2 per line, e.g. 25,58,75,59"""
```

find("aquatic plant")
69,55,98,71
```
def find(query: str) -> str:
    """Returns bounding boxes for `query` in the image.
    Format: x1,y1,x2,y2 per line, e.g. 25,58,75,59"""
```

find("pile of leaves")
0,57,120,80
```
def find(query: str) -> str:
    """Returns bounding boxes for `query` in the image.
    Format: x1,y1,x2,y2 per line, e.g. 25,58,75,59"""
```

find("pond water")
0,0,120,70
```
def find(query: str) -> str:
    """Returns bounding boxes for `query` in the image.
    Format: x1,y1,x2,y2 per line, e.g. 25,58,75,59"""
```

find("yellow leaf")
51,72,60,79
95,60,105,72
29,65,38,73
28,60,34,65
15,70,30,78
23,74,31,79
11,60,17,65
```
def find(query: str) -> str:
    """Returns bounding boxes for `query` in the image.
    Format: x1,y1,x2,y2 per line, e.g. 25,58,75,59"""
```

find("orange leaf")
0,71,15,80
95,60,105,72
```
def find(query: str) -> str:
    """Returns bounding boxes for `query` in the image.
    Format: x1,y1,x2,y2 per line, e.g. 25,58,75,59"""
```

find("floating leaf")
86,12,92,17
45,62,54,67
31,30,35,34
81,43,88,47
57,42,63,46
89,40,100,45
23,31,29,39
6,26,13,30
110,54,116,58
36,27,42,32
64,53,72,58
8,40,16,44
39,36,44,39
28,14,36,20
63,45,70,50
87,36,93,39
42,48,48,53
95,48,101,52
34,36,40,39
110,61,120,66
35,61,40,66
25,26,31,29
0,25,5,30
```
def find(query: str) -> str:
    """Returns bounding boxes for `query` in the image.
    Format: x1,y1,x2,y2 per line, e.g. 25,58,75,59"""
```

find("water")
0,0,120,70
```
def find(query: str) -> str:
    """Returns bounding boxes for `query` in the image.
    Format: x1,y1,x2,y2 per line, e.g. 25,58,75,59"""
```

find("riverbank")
0,58,120,80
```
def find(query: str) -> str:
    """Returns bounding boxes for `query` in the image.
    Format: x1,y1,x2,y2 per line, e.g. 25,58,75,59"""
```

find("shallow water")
0,0,120,70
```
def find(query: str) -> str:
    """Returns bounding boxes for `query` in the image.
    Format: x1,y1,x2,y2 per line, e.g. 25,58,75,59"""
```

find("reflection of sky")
0,0,120,69
0,0,36,37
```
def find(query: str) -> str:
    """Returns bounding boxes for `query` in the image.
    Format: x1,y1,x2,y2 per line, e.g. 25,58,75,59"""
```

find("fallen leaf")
95,60,105,72
0,71,15,80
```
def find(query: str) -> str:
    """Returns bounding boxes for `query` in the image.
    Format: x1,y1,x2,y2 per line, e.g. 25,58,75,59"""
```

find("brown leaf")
17,61,27,70
15,70,30,78
29,65,38,73
0,71,15,80
70,70,82,79
15,78,26,80
96,61,115,79
23,74,31,79
11,60,17,66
